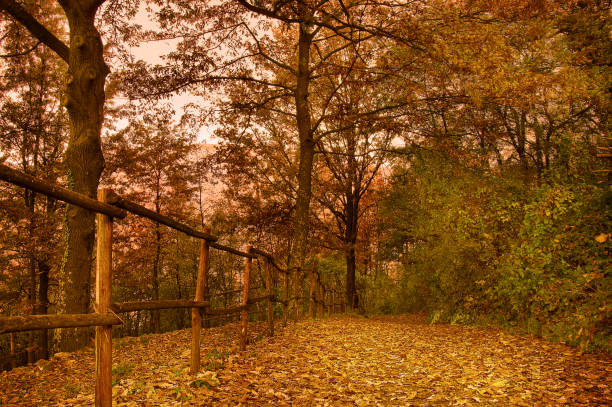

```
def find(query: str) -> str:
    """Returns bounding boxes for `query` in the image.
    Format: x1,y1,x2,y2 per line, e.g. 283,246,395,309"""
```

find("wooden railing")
0,163,342,406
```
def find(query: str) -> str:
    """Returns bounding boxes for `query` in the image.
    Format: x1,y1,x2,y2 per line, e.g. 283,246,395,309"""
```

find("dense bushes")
378,153,611,351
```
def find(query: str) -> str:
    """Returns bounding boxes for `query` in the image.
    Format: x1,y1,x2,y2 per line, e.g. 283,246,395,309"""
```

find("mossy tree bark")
57,0,108,351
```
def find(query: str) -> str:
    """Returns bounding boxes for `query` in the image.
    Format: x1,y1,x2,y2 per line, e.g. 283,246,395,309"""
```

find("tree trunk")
175,260,184,329
25,186,37,363
38,195,56,359
534,124,544,178
28,214,37,363
309,269,315,318
134,311,141,337
516,111,530,176
289,19,315,319
57,0,108,352
345,245,357,310
344,136,359,311
152,222,161,333
37,260,50,359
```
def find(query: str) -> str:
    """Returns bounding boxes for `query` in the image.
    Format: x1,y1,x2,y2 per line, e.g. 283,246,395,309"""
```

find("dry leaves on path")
1,315,610,406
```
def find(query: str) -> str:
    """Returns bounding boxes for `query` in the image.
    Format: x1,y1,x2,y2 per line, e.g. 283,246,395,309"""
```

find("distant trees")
0,1,67,361
117,0,434,314
103,106,198,333
310,58,398,309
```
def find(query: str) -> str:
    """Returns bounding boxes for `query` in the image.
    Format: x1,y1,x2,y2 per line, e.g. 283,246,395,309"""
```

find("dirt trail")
1,315,610,406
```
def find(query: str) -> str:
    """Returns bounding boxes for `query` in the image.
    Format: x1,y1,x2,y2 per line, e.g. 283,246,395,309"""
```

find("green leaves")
379,148,611,352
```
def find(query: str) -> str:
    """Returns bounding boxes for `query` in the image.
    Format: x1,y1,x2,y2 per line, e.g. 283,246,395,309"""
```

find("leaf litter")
1,315,610,406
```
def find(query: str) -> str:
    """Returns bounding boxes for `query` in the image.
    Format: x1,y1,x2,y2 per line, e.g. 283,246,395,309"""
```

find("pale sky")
110,5,218,144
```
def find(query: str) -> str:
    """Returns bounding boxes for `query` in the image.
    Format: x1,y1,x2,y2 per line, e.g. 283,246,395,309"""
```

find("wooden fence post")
190,231,209,374
240,247,252,351
264,258,274,337
202,230,210,330
9,332,15,370
95,188,113,407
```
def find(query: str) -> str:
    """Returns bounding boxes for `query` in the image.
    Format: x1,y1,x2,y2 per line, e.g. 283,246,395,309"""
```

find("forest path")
1,315,610,406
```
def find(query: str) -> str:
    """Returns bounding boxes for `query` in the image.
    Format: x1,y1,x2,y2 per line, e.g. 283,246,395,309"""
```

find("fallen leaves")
594,233,609,243
0,315,610,406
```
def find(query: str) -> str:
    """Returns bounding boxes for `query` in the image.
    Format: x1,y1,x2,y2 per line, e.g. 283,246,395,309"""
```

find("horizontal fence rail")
0,164,342,407
0,313,122,334
0,164,126,218
210,241,256,258
250,248,289,274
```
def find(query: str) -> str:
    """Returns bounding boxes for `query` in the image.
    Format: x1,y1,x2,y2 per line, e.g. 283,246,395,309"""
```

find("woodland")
0,0,610,402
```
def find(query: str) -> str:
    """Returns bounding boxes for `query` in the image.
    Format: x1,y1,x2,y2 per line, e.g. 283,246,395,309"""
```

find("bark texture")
289,18,315,319
58,0,108,351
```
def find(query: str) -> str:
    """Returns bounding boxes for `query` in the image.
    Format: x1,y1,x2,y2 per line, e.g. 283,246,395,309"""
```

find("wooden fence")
0,163,342,407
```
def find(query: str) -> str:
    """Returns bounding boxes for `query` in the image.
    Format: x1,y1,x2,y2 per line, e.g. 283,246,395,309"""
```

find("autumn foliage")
0,0,610,377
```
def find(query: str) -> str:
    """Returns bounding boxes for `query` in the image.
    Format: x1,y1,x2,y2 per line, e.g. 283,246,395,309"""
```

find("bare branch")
0,0,69,62
0,40,40,58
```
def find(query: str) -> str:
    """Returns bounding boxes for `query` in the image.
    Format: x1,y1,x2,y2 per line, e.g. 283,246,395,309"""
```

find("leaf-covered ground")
1,315,610,406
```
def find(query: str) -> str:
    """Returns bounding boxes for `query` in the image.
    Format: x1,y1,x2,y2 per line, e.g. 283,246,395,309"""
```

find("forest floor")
1,314,611,406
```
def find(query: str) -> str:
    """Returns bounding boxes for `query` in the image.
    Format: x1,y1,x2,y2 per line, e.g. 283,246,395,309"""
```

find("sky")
111,5,218,144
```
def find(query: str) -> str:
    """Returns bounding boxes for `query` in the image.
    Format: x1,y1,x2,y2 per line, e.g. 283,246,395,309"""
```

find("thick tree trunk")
57,1,108,352
345,193,358,310
344,135,360,311
289,20,315,319
345,245,357,310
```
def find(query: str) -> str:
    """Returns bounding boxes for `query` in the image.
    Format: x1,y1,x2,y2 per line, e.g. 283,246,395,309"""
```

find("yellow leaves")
491,379,507,388
594,233,609,243
152,381,174,389
2,317,612,406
